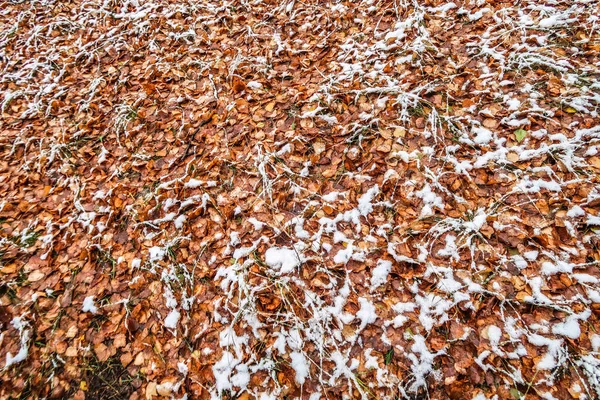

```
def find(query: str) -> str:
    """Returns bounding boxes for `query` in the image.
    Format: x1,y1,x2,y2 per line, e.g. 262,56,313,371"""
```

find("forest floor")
1,1,600,399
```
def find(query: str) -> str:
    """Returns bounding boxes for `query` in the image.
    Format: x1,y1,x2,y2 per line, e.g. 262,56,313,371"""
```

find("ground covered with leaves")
1,0,600,399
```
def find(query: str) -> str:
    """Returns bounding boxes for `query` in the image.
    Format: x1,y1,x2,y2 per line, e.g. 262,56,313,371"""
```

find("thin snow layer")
4,0,600,399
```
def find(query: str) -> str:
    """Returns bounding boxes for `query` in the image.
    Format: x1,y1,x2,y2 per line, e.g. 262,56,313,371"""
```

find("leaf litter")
0,0,600,399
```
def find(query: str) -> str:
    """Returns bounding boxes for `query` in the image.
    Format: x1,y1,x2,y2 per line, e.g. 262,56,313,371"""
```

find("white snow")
511,255,528,270
525,277,552,304
541,260,574,275
178,362,189,376
82,296,98,314
4,343,29,369
370,259,392,291
472,126,493,145
247,217,265,230
149,246,166,262
539,15,561,28
437,235,458,260
230,364,250,390
486,325,503,354
467,8,490,21
333,242,354,264
567,205,585,218
415,293,453,330
357,185,379,216
552,312,589,340
174,215,186,229
407,335,443,391
290,351,309,384
212,351,237,393
523,250,539,261
247,81,263,90
184,178,204,189
591,334,600,352
430,2,457,15
506,97,521,111
164,309,180,329
364,348,379,369
587,215,600,225
322,191,341,202
415,184,444,217
4,317,31,369
356,297,377,331
264,247,300,274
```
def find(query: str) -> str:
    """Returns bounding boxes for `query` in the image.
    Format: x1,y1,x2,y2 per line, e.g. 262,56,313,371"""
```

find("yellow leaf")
1,264,17,274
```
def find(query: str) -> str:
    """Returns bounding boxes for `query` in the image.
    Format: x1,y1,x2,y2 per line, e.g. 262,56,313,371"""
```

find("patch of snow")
265,247,300,274
567,205,585,218
290,351,309,384
174,215,186,229
357,185,380,216
356,297,377,331
415,184,444,217
82,296,98,314
322,191,341,202
4,317,31,369
164,309,180,329
370,259,392,291
472,126,493,145
247,217,265,230
149,246,166,262
212,351,238,393
247,81,263,90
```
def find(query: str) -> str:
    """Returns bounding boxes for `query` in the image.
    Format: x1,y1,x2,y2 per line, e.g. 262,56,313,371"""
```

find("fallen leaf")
514,129,527,142
28,270,45,282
